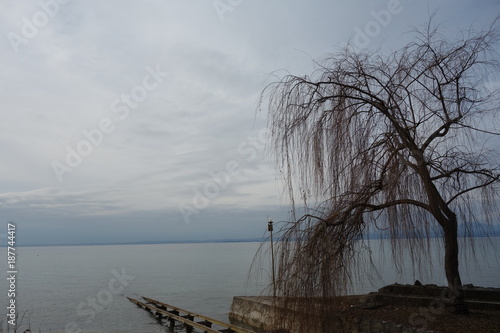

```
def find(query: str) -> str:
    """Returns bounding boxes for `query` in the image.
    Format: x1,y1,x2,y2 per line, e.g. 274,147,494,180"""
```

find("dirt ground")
349,304,500,333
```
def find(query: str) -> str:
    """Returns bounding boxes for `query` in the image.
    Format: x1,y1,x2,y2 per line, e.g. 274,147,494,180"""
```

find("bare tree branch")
261,16,500,331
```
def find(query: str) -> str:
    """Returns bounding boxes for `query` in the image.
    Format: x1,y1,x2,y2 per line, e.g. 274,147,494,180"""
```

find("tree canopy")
263,18,500,331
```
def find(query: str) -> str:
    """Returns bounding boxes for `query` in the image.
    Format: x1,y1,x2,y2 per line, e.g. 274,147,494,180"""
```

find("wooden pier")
127,296,258,333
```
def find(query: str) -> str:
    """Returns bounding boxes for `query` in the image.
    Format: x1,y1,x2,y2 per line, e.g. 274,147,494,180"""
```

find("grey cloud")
1,0,499,245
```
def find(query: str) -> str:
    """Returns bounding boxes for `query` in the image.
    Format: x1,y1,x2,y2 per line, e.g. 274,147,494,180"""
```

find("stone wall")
229,296,436,333
229,296,277,331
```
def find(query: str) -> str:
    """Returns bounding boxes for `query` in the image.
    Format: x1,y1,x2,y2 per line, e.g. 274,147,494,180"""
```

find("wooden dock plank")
128,296,258,333
141,296,257,333
128,297,221,333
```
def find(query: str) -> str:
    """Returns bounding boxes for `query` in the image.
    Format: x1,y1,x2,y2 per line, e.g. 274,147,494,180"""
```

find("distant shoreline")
0,237,265,247
2,235,500,248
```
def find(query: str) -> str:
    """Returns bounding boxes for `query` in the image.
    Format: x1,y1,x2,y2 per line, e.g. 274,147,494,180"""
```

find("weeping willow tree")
262,19,500,331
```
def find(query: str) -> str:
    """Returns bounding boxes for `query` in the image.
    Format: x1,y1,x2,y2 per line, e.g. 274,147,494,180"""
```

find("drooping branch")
447,174,500,205
261,17,500,330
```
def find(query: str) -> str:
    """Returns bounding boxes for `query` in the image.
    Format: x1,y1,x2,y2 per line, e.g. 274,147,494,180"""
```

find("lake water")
1,240,499,332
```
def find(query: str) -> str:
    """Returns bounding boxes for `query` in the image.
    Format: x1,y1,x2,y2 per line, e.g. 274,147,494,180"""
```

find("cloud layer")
1,0,498,245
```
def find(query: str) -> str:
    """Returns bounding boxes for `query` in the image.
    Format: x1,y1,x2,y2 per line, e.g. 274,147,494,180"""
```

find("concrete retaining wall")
229,296,277,331
229,296,436,333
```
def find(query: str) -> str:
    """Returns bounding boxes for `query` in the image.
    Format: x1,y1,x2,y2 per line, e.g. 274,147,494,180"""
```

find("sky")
0,0,499,246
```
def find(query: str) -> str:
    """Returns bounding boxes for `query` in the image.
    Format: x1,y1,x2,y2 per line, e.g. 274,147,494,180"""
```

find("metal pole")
268,218,276,298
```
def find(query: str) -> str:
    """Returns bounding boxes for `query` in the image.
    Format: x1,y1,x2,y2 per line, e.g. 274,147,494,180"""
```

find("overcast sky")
0,0,499,245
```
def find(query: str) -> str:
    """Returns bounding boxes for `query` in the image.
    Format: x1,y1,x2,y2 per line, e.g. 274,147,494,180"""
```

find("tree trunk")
443,217,469,314
414,151,469,315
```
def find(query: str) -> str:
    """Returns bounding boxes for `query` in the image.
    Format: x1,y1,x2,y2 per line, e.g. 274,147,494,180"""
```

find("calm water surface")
0,240,499,332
